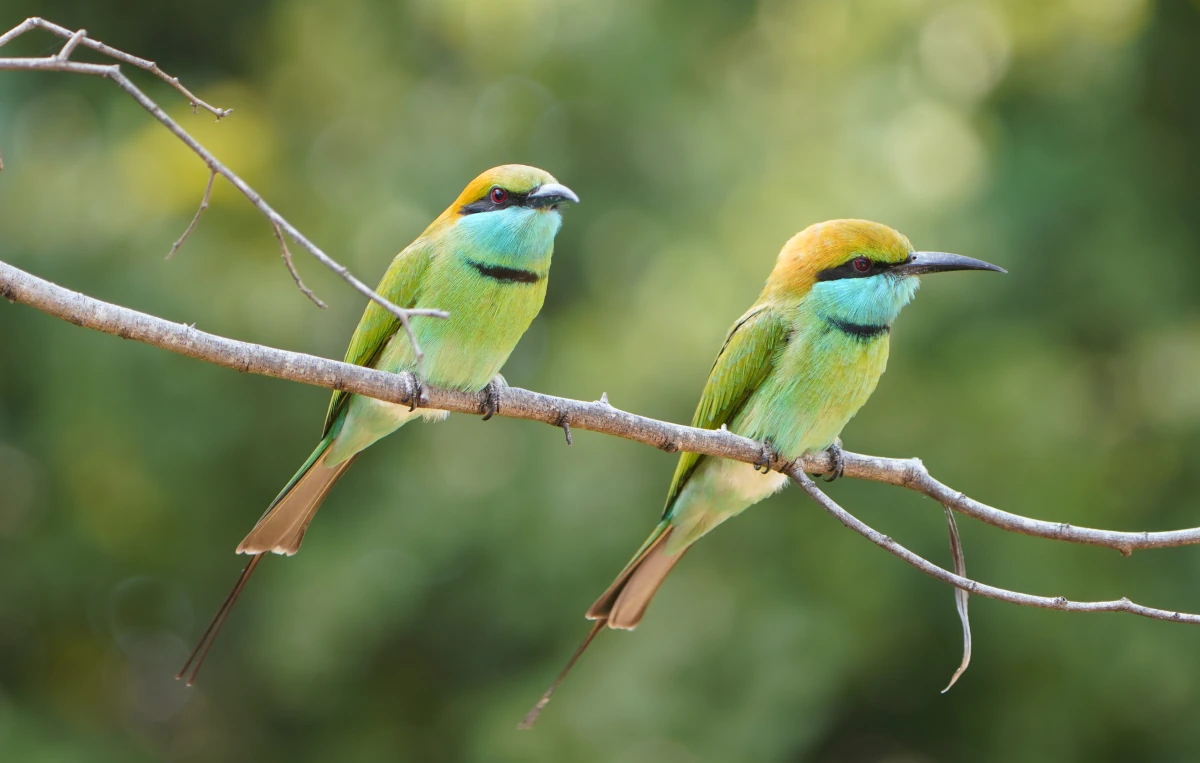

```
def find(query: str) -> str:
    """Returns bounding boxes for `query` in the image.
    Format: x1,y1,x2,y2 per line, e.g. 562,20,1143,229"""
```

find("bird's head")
764,219,1004,326
435,165,579,260
451,165,579,215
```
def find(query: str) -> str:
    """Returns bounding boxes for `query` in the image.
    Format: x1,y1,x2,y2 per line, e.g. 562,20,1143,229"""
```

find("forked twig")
0,17,230,118
788,469,1200,626
0,17,447,361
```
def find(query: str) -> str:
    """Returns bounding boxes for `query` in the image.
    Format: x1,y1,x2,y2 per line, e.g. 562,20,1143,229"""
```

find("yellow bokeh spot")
1068,0,1152,43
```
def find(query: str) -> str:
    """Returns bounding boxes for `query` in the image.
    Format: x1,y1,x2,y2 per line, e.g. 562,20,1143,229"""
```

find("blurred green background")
3,0,1200,760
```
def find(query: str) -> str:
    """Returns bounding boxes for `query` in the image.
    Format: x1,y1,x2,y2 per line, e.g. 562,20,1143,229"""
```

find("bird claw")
822,439,845,482
481,377,504,421
408,376,423,412
755,440,779,474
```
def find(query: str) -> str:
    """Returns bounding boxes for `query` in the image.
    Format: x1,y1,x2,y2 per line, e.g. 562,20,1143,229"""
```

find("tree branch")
4,256,1200,631
0,18,447,363
830,453,1200,555
789,471,1200,625
0,17,230,118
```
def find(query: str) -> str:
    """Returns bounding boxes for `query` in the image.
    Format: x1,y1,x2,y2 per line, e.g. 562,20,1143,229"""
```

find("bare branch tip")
272,223,326,309
166,170,216,259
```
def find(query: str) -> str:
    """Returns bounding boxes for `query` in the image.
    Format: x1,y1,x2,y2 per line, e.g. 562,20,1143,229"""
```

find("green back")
323,240,432,435
663,303,790,515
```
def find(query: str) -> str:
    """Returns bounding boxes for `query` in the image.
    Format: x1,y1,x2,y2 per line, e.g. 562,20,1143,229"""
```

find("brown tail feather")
236,453,356,556
179,452,356,685
518,618,605,730
177,553,263,685
587,526,684,629
521,527,685,729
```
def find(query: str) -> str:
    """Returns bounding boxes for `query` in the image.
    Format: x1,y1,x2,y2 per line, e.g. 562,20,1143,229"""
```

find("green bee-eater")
181,164,578,682
523,219,1002,725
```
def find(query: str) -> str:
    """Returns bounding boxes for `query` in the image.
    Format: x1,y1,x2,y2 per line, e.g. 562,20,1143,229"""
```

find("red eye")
852,257,871,273
490,187,508,204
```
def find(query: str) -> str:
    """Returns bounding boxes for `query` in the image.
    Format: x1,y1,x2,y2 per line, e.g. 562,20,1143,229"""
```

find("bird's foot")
408,375,423,412
822,439,845,482
755,440,780,474
481,375,507,421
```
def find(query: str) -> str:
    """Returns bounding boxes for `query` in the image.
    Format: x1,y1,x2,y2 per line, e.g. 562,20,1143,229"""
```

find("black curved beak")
526,182,580,209
892,251,1006,276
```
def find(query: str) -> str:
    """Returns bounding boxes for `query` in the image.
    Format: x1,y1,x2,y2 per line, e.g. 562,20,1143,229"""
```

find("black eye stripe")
816,256,905,282
458,187,531,215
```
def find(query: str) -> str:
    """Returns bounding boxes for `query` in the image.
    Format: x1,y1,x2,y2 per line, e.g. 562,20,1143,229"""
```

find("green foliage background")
3,0,1200,760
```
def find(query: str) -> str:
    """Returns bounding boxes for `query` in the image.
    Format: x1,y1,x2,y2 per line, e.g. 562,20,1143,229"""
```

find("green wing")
322,239,433,435
663,303,789,515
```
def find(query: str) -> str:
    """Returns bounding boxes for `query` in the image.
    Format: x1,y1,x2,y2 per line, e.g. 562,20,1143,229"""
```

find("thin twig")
272,222,326,308
166,170,216,260
5,256,1200,565
941,505,970,692
54,27,86,61
0,18,447,364
0,17,230,118
788,469,1200,626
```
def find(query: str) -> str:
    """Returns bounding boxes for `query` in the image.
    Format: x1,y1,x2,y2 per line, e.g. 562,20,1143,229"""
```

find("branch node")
555,413,573,446
659,436,679,454
902,458,927,486
599,392,611,406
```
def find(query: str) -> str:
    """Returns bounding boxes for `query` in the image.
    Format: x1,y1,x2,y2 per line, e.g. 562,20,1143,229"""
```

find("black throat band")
467,260,541,284
825,317,890,340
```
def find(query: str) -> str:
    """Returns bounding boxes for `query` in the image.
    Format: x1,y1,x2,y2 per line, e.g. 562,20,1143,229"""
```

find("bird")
520,219,1003,727
179,164,579,684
